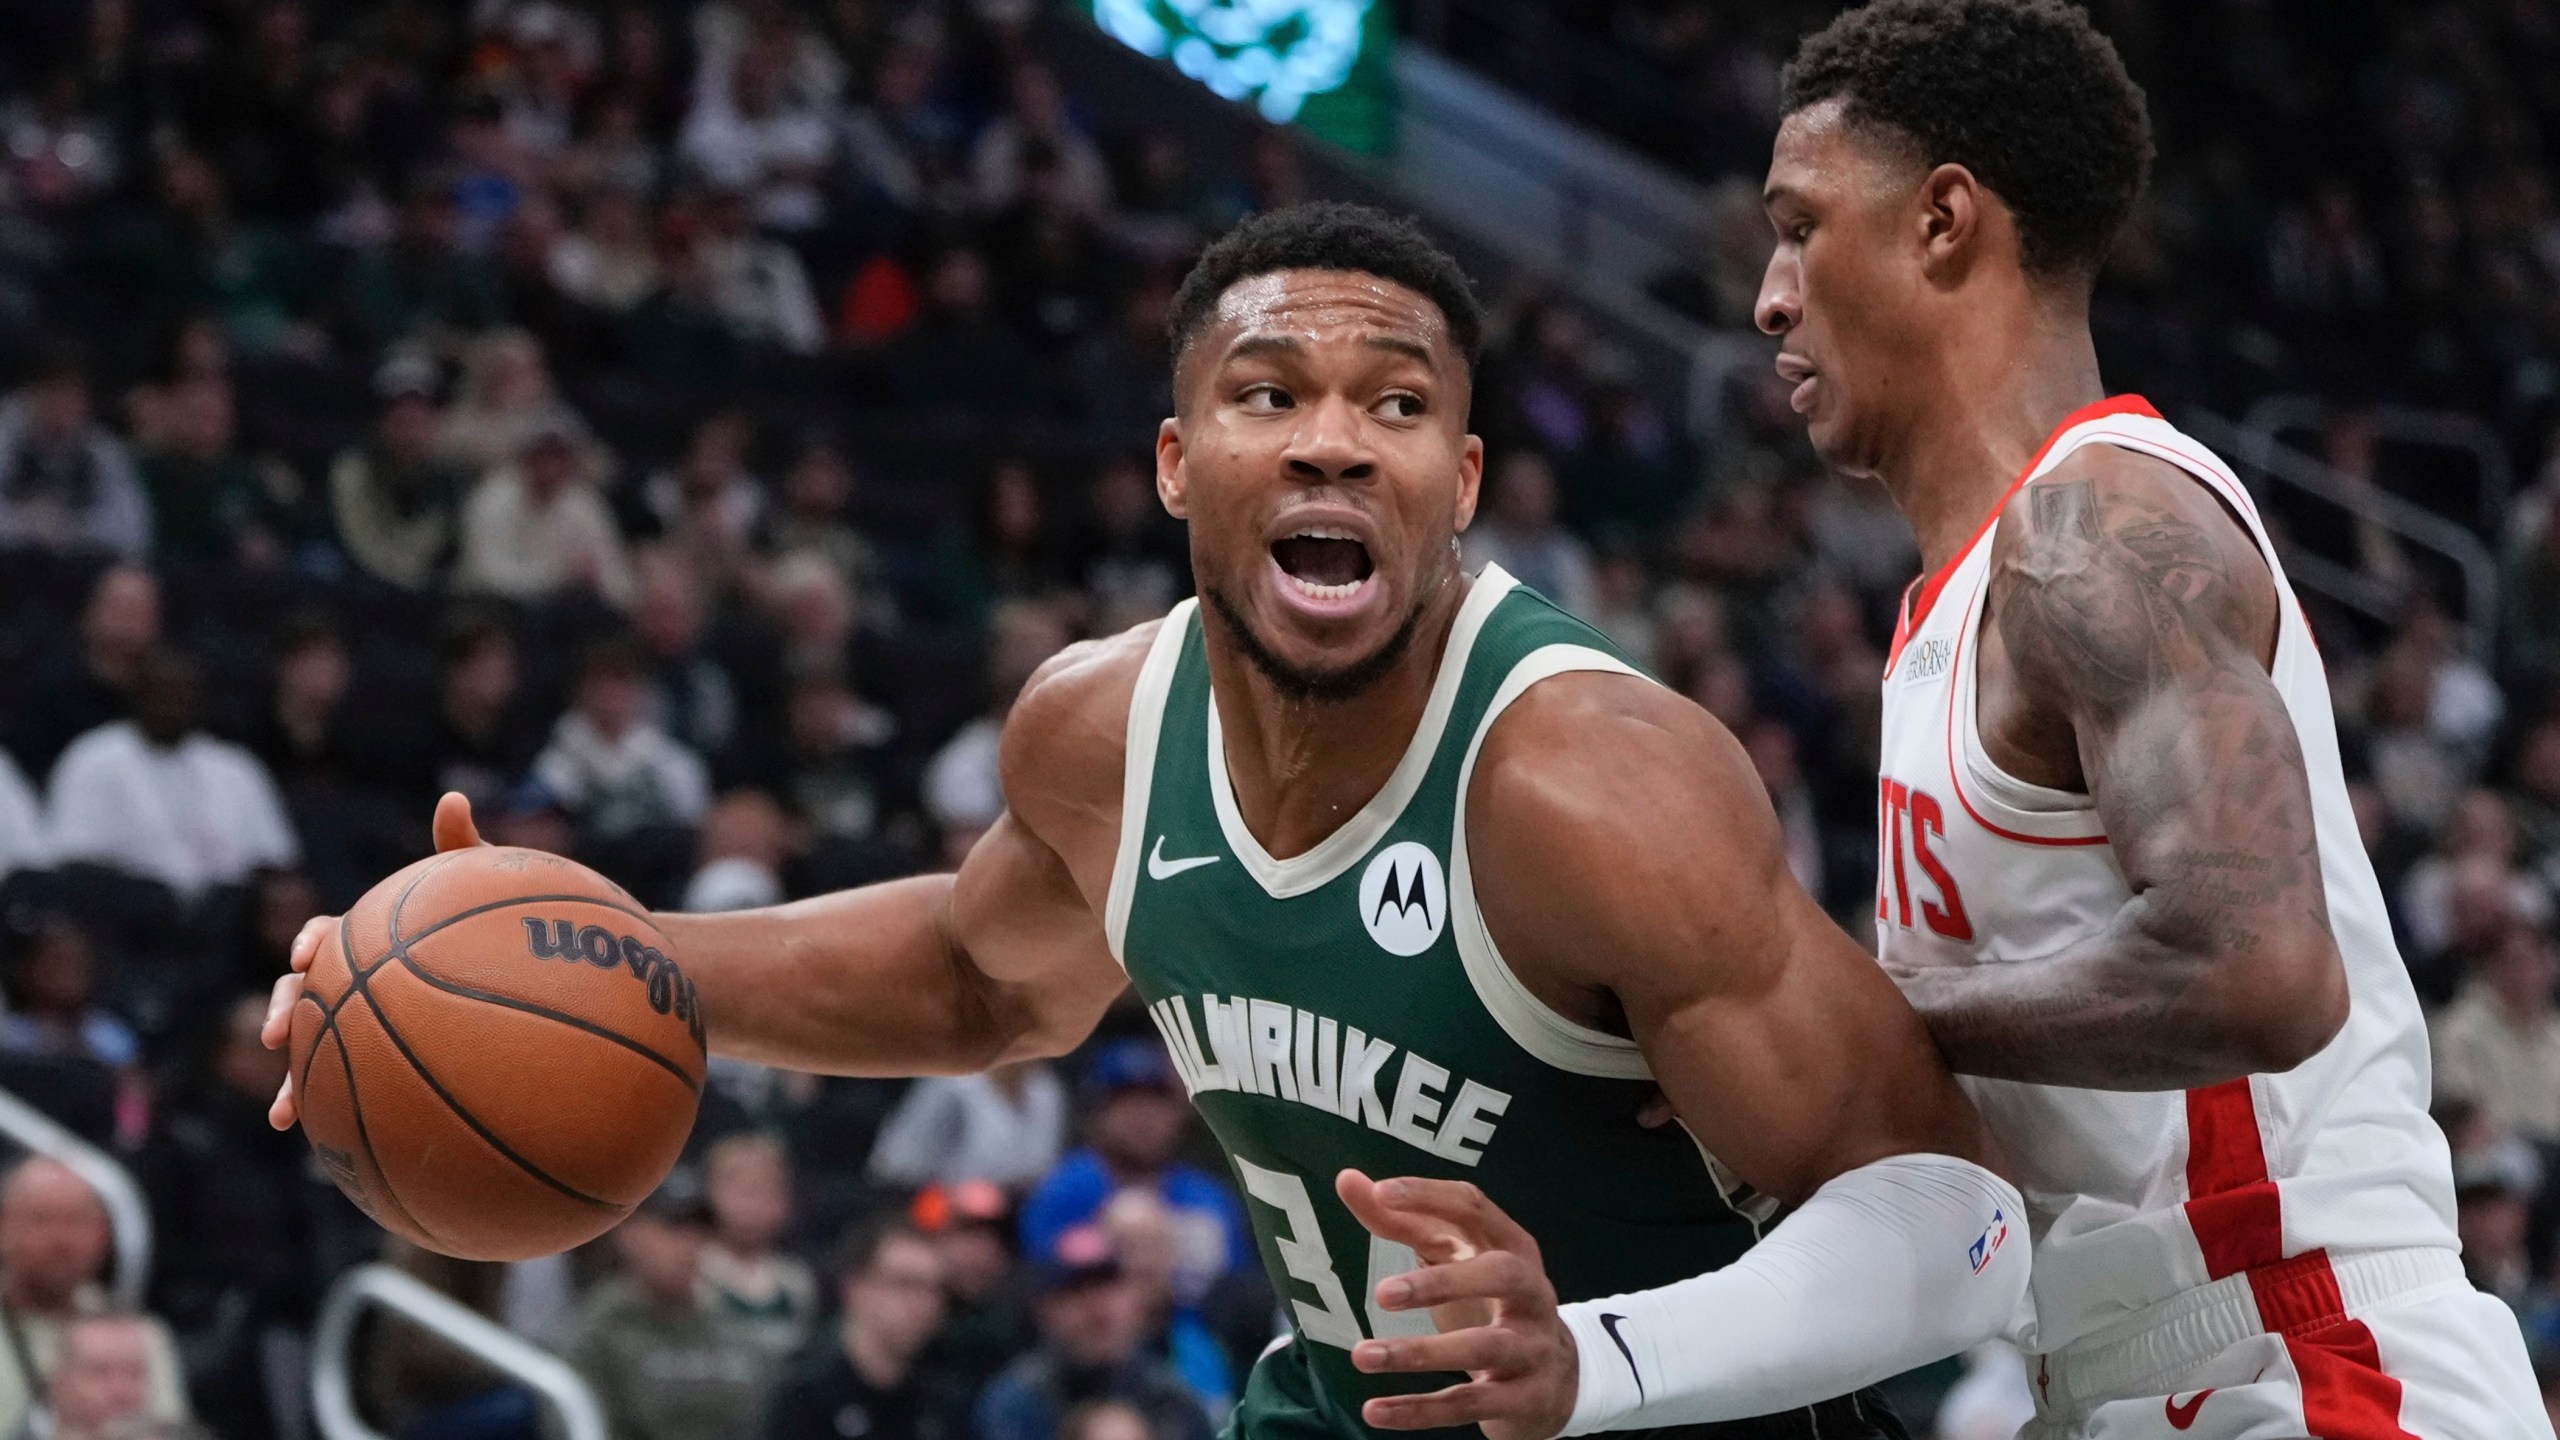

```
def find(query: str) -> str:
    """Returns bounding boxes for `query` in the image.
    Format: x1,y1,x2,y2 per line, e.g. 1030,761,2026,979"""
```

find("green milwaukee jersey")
1108,568,1771,1439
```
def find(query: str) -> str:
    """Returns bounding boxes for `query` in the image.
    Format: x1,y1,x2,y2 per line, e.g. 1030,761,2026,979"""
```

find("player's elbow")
2222,931,2350,1073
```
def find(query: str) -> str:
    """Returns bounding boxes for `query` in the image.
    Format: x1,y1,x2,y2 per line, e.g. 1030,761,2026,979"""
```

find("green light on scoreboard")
1083,0,1396,153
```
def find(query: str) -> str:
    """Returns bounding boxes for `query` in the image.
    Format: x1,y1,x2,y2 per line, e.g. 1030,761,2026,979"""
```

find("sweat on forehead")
1194,270,1452,364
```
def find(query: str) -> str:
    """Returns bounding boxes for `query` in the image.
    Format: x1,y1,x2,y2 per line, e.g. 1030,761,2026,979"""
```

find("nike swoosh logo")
2164,1389,2214,1430
1597,1313,1644,1404
1147,836,1222,881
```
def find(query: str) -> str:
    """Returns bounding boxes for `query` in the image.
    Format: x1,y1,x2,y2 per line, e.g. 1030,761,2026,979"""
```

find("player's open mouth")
1269,529,1377,614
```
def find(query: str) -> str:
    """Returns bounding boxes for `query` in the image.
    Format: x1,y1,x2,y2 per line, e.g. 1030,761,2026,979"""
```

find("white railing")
2183,409,2499,659
2241,395,2515,531
0,1087,148,1309
310,1264,605,1440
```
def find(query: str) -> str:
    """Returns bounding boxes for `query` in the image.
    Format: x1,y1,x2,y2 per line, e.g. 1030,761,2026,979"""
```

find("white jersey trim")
1104,600,1198,967
1205,567,1519,900
1448,641,1653,1080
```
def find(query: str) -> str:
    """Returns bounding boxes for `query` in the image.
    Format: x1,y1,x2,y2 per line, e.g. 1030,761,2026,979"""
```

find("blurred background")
0,0,2553,1437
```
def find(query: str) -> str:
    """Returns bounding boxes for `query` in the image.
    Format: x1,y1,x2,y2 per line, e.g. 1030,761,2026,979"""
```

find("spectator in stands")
0,1157,188,1432
0,920,140,1078
455,416,636,608
889,248,1036,415
144,995,322,1439
766,433,894,624
549,186,663,313
1097,1191,1230,1415
532,636,711,842
928,461,1067,632
2401,789,2553,959
763,1220,961,1440
2517,717,2560,893
0,349,149,558
772,663,906,872
700,1132,820,1363
1462,451,1597,619
696,188,826,355
46,648,297,897
2456,1137,2541,1308
872,1061,1067,1191
28,1313,169,1440
2411,855,2528,1006
556,1172,773,1440
971,62,1111,218
437,329,587,479
342,182,502,352
135,377,282,567
2432,923,2560,1144
1018,1044,1250,1300
1059,1400,1153,1440
2505,500,2560,695
7,566,159,781
329,354,470,591
637,409,766,598
1066,457,1186,635
972,1226,1211,1440
0,752,50,883
679,41,836,236
911,1183,1030,1400
634,551,743,773
927,601,1073,864
684,789,791,914
419,612,536,818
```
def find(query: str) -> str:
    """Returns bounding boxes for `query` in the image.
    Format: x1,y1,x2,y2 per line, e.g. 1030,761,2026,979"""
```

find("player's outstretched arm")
1341,673,2025,1437
262,630,1147,1124
1886,447,2349,1089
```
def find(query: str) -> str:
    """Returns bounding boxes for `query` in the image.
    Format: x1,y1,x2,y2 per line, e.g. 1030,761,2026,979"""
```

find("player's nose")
1755,249,1800,336
1282,394,1377,484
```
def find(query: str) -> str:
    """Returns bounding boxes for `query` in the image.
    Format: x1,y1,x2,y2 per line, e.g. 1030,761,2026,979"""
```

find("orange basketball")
288,846,705,1261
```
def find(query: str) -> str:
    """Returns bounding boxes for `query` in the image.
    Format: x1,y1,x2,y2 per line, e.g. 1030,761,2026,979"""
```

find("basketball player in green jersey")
265,205,2026,1440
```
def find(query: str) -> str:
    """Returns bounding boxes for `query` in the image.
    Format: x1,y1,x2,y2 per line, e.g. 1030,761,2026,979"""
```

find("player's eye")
1238,384,1293,412
1791,219,1814,242
1373,392,1424,420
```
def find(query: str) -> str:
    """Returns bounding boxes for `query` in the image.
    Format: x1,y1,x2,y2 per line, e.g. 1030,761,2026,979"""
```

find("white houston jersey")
1872,396,2459,1358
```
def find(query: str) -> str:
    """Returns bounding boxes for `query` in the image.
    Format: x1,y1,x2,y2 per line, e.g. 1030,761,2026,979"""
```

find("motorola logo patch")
1359,841,1448,956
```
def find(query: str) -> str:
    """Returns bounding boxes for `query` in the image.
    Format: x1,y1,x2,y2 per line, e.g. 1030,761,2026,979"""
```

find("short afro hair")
1781,0,2153,281
1167,203,1484,375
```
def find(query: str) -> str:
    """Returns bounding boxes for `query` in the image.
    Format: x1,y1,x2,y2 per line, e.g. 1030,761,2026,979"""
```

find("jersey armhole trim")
1449,643,1655,1080
1104,600,1198,967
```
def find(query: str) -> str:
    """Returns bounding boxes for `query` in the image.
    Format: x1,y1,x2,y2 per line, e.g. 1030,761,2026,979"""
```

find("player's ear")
1156,416,1190,520
1453,433,1484,534
1919,162,1986,277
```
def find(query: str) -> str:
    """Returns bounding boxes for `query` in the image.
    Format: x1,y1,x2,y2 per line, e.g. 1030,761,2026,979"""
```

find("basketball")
288,846,705,1262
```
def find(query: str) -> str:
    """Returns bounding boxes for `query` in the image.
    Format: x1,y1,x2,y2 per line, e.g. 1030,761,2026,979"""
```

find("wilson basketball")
288,846,705,1261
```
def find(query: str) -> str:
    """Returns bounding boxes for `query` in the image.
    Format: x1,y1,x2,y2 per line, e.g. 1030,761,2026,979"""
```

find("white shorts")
2021,1248,2549,1440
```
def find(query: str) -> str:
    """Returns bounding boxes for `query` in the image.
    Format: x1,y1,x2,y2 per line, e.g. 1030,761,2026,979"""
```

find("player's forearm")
652,876,1027,1076
1887,901,2344,1089
1555,1153,2025,1432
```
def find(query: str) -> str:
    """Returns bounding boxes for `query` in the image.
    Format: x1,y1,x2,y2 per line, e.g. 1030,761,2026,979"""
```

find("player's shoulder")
998,616,1169,814
1469,668,1778,874
1987,432,2256,574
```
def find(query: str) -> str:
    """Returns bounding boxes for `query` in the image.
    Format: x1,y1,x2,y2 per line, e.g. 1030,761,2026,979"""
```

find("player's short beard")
1202,581,1431,706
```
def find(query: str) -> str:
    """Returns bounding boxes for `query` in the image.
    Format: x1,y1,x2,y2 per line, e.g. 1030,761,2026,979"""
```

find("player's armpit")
1893,447,2348,1089
1466,670,2000,1201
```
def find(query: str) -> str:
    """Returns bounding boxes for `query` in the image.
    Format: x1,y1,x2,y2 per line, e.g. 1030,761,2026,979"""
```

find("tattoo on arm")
1893,471,2341,1090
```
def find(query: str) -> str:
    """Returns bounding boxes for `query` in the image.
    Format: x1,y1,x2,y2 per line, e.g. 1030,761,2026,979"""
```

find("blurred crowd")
0,0,2553,1437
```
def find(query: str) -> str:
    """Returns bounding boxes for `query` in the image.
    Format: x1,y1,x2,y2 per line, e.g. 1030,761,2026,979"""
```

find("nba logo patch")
1969,1208,2009,1274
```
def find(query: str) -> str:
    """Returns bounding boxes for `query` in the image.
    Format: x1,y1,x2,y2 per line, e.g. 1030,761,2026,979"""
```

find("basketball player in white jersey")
1754,2,2548,1437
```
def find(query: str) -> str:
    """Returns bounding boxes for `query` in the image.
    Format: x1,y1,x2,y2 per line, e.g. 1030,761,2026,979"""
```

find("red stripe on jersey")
2287,1320,2419,1440
2184,1079,2285,1276
1884,394,2162,677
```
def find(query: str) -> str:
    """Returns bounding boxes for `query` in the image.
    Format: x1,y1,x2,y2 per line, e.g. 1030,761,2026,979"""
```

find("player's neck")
1206,567,1470,862
1884,315,2107,576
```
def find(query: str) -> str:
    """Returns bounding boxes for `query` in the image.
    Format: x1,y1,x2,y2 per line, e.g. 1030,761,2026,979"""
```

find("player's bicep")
948,809,1127,1061
1630,883,1998,1203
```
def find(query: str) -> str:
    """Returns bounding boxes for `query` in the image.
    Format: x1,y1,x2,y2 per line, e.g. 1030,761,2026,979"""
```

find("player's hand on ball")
259,792,486,1131
1336,1170,1577,1440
